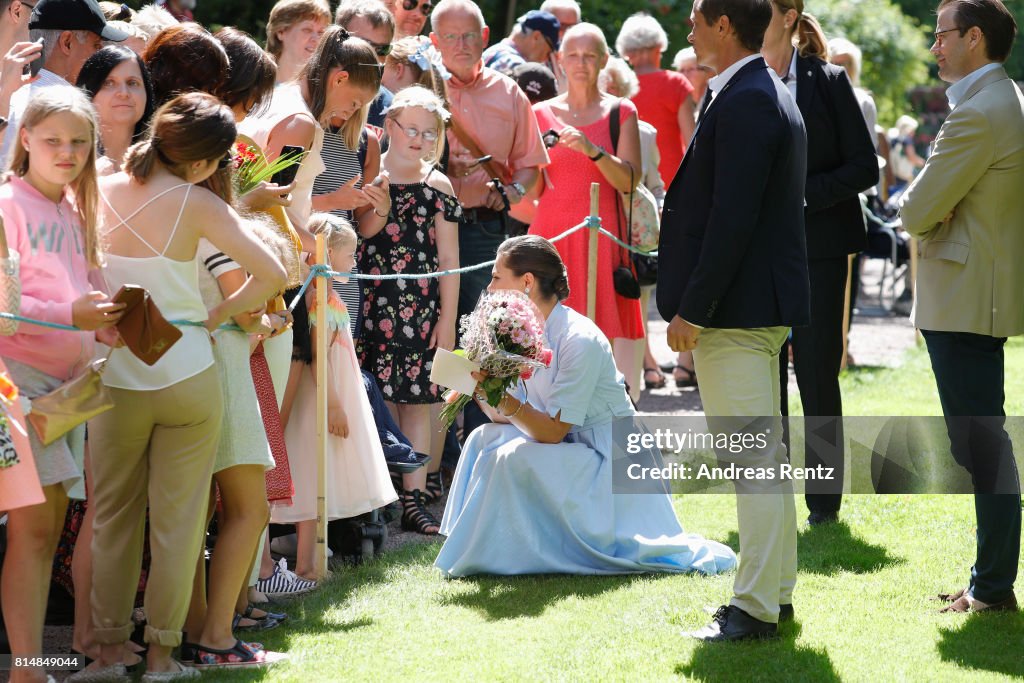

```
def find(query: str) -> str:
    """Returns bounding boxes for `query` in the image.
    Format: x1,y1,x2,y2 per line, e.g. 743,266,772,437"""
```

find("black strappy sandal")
423,471,444,503
401,489,440,535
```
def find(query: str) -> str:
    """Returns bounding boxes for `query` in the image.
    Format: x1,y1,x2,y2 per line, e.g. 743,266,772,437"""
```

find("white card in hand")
430,348,481,395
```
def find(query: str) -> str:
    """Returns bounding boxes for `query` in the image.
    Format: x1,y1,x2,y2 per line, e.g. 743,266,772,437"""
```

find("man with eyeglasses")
336,0,395,128
430,0,548,438
899,0,1023,615
0,0,126,154
481,10,560,79
385,0,432,40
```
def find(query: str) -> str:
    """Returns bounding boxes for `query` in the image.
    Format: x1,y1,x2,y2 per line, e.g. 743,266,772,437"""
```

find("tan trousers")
693,326,796,624
89,366,223,647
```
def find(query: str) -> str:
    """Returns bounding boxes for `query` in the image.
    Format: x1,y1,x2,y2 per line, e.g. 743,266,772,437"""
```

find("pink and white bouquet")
438,290,553,430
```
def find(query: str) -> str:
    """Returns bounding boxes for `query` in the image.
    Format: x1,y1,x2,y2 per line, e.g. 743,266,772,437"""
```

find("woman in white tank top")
82,93,285,679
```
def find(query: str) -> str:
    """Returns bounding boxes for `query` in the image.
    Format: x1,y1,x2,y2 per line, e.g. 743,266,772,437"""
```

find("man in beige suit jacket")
900,0,1022,613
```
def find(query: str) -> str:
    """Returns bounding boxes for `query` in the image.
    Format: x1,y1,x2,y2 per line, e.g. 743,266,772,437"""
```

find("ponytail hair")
6,86,103,268
794,13,829,60
125,92,236,199
496,235,570,302
299,25,381,148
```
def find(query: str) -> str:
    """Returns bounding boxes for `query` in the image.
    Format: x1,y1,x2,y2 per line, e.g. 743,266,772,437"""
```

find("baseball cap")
29,0,131,42
518,10,560,51
513,62,557,104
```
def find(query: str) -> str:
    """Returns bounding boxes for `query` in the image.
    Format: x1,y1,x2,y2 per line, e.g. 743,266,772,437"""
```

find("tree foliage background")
149,0,1020,124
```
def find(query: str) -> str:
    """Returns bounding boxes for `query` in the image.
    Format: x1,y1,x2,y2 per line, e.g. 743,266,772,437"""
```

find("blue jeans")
457,218,505,324
450,218,505,463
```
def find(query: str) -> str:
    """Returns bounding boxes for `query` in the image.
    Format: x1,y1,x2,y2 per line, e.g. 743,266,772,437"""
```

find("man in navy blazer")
658,0,810,641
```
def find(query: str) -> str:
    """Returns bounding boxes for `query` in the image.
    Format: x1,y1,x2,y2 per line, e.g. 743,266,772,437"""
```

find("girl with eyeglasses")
357,85,461,535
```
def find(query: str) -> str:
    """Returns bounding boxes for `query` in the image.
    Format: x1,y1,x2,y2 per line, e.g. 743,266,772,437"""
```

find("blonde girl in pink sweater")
0,86,124,683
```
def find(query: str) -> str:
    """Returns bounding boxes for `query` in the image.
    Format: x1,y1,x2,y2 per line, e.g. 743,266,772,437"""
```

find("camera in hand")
542,129,560,149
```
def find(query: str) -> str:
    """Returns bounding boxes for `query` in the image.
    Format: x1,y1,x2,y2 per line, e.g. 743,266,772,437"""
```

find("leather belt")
461,207,503,224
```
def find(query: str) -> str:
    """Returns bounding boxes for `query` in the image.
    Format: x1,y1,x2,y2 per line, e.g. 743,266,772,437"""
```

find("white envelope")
430,348,481,395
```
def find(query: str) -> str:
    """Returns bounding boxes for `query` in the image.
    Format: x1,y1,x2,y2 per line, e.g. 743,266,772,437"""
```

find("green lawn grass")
199,339,1024,682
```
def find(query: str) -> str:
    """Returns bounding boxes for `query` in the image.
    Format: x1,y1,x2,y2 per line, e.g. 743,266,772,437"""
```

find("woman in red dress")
528,23,644,382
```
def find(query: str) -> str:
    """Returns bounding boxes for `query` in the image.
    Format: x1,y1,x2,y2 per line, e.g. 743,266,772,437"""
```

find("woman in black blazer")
761,1,879,525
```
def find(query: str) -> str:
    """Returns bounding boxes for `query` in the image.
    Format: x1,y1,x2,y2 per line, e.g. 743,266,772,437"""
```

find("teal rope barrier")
287,265,323,312
312,220,591,282
0,311,245,333
595,226,658,256
0,312,78,331
0,215,650,331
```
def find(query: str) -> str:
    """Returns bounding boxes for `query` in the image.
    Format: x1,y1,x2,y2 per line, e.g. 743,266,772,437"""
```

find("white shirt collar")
946,62,1001,108
36,69,71,88
707,53,763,100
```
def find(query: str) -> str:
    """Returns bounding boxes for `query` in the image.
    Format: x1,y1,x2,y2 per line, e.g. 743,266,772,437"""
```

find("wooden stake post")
314,233,329,578
587,182,600,321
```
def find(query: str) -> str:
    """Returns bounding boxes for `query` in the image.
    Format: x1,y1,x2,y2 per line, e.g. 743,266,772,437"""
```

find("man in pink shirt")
430,0,548,443
429,0,548,322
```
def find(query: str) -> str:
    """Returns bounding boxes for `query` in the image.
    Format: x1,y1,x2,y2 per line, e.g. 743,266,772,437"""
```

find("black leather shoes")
689,605,778,642
779,603,794,622
807,511,839,526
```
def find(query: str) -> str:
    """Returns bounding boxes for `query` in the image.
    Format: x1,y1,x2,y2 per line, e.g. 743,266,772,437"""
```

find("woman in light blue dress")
436,236,737,577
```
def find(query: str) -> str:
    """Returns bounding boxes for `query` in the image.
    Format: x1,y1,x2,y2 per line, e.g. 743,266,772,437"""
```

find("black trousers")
780,257,848,516
922,329,1021,603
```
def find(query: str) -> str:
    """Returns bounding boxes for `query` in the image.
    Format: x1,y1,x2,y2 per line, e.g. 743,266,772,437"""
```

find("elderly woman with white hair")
671,46,710,114
528,23,645,385
615,13,695,189
599,55,668,394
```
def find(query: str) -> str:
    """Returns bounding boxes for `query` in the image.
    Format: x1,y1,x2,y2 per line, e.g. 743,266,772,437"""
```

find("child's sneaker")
254,558,317,598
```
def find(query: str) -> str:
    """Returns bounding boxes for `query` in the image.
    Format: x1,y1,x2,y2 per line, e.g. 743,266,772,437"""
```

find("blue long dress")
435,303,738,577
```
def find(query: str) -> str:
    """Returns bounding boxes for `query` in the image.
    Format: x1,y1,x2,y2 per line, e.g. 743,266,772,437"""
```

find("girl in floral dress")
357,86,461,534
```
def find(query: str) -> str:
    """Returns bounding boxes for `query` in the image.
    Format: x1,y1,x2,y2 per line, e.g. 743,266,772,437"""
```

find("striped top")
312,127,368,340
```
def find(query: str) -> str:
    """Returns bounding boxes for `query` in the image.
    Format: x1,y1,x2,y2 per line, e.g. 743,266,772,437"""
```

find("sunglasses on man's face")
402,0,432,17
366,39,393,58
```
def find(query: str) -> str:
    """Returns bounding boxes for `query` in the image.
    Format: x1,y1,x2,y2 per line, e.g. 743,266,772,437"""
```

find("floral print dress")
358,178,462,404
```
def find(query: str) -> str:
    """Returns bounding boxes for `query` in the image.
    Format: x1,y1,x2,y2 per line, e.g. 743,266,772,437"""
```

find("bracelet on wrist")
588,146,606,162
499,393,525,419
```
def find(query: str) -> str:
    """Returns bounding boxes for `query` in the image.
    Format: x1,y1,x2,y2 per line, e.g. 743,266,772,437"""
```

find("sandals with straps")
401,489,440,535
193,640,273,669
423,471,444,504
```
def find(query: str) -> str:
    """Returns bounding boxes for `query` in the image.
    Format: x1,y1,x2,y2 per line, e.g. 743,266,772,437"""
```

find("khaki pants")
89,367,223,647
693,326,796,624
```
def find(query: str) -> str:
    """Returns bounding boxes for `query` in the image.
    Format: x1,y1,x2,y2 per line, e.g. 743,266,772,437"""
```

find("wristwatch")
588,146,606,162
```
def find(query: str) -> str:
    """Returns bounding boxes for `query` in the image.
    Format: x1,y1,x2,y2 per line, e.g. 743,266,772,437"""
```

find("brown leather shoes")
939,592,1018,613
935,587,968,603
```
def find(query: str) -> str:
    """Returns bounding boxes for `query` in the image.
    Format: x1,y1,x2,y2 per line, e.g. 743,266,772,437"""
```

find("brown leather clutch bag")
112,285,182,366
